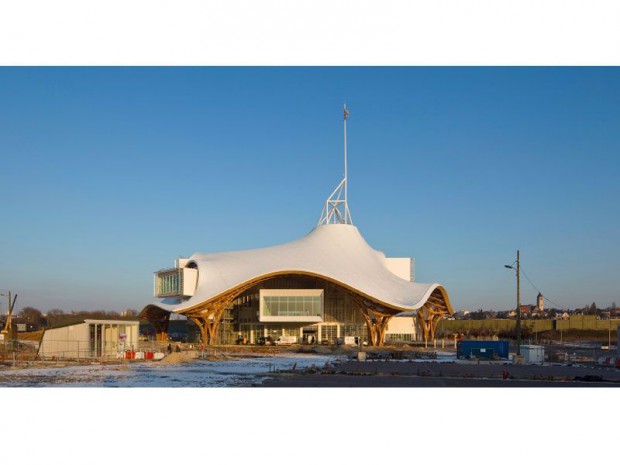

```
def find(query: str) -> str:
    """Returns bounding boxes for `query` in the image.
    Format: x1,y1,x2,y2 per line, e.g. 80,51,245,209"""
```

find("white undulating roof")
150,224,449,314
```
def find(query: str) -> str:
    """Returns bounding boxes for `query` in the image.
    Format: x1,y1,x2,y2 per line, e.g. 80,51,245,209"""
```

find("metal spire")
344,104,348,214
318,105,353,226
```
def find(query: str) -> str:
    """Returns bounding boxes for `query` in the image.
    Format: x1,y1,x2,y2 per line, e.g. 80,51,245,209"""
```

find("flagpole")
344,104,348,223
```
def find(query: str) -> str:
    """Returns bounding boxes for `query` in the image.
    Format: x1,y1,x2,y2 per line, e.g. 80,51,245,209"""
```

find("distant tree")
589,302,598,315
19,306,45,330
46,309,65,323
62,309,127,321
613,302,617,310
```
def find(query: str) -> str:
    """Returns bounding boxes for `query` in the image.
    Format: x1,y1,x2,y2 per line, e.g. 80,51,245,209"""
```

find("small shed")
521,344,545,364
39,319,139,359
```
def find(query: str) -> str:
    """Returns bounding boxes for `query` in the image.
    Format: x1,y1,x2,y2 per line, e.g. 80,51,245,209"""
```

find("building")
140,107,453,346
38,319,140,359
521,344,545,364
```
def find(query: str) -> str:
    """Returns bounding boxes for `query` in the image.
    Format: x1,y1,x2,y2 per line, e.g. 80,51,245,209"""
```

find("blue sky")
0,67,618,313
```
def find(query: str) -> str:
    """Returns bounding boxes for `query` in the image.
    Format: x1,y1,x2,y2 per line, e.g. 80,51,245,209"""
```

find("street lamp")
505,250,521,356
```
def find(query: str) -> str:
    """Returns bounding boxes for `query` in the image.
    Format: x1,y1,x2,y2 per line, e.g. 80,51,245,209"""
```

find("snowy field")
0,353,338,387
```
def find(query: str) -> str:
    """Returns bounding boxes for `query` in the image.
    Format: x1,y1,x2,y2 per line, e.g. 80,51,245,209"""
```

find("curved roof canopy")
144,107,452,318
145,224,452,315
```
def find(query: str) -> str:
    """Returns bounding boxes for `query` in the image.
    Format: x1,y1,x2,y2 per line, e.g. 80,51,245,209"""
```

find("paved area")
260,359,620,387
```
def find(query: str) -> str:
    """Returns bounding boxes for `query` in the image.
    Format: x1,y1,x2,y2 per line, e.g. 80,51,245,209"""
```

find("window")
263,295,322,317
259,290,324,322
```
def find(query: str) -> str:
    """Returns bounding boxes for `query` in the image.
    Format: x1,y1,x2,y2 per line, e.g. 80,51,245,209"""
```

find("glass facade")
228,276,392,345
155,269,183,297
263,295,322,318
321,324,338,344
385,333,413,343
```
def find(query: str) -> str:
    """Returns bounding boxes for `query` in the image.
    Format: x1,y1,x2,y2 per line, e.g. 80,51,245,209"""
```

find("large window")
263,296,322,317
259,290,324,322
155,269,182,297
154,267,197,298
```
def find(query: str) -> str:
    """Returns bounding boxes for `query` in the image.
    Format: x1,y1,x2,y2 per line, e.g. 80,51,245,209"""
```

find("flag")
344,106,350,120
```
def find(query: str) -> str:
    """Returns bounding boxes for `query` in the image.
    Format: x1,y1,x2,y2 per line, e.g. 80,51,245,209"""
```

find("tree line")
5,307,139,331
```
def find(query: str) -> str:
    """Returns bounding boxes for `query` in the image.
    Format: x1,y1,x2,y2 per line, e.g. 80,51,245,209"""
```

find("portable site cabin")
457,340,509,359
521,344,545,364
38,319,139,359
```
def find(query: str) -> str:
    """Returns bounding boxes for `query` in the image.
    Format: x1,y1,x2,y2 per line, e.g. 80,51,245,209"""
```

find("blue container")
457,340,509,359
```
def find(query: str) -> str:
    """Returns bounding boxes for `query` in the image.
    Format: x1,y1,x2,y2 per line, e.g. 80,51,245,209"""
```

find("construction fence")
1,339,182,362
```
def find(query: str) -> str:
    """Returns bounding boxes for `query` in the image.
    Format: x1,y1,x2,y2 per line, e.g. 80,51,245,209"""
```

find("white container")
521,345,544,364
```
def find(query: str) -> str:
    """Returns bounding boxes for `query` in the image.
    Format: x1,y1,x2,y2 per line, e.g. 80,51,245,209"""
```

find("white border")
8,387,618,464
0,1,619,65
2,1,618,462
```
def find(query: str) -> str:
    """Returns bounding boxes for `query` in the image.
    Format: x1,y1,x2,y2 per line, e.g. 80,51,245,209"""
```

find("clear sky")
0,67,618,313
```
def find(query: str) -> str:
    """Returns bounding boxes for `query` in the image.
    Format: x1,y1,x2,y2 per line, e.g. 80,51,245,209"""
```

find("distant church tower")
536,293,544,311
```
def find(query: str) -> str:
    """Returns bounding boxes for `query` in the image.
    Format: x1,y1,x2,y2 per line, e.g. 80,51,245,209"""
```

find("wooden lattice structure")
415,288,453,343
141,272,453,347
141,306,171,342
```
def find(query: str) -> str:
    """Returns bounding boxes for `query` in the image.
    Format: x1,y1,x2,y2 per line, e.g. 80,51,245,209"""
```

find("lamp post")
505,250,521,356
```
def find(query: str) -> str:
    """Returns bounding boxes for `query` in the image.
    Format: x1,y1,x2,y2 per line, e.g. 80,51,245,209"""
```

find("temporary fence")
29,339,172,362
598,356,620,368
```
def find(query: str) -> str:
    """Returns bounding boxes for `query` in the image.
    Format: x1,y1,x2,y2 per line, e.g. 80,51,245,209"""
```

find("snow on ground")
0,353,338,387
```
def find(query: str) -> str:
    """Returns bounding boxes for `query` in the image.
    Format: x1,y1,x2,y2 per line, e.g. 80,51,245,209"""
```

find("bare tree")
19,307,45,330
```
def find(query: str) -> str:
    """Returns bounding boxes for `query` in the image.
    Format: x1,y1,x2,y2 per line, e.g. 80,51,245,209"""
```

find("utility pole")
516,250,521,356
1,291,18,364
505,251,521,356
1,291,17,335
609,310,612,349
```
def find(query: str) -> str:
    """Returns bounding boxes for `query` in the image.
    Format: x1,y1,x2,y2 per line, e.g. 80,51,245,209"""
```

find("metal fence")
0,339,175,362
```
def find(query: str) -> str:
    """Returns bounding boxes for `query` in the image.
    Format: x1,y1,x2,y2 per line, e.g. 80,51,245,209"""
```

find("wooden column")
416,304,448,344
140,306,172,342
189,316,207,346
187,300,232,346
152,313,171,342
359,306,393,347
349,294,395,347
